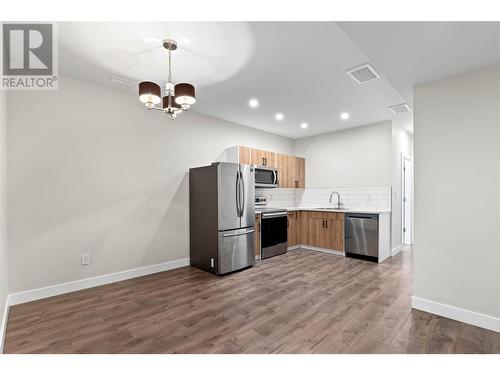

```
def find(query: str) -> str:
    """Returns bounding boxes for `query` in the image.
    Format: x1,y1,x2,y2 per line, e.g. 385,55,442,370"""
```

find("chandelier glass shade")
138,39,196,119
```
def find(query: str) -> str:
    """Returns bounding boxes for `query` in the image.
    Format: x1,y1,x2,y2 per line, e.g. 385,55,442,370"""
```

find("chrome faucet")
329,191,344,209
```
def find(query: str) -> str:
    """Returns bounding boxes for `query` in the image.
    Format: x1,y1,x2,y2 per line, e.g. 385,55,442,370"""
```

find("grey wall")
414,65,500,318
391,123,413,249
7,76,294,293
0,90,8,351
294,121,393,188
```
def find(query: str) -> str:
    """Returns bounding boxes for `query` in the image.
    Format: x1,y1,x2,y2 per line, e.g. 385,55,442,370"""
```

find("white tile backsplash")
256,188,296,208
256,187,391,211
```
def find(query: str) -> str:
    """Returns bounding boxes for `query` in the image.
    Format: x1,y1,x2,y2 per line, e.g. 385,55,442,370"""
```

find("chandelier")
138,39,196,119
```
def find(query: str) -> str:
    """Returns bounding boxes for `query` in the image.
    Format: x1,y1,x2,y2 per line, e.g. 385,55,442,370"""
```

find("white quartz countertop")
255,207,391,214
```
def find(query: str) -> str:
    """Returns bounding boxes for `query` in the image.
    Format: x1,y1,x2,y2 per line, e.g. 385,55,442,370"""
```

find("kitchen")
189,144,394,276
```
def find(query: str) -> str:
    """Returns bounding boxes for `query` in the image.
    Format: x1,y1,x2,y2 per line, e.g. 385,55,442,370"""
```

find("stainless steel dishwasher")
344,213,379,262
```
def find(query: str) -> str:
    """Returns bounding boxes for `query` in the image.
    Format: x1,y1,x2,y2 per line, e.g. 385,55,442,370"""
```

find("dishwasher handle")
346,214,378,220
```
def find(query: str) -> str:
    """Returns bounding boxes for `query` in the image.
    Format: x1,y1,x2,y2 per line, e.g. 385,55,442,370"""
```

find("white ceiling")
58,22,500,139
338,22,500,107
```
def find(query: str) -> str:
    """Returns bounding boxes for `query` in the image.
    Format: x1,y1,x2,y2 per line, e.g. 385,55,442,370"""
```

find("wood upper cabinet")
251,148,276,168
276,153,305,188
276,153,290,188
292,157,305,189
301,211,344,251
255,213,261,257
239,146,252,165
287,211,301,247
297,157,305,188
231,146,303,187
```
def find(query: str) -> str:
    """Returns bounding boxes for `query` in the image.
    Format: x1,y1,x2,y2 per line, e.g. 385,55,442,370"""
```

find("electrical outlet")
81,253,90,265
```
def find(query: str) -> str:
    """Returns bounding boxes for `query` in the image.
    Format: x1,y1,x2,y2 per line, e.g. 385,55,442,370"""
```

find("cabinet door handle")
287,218,289,227
322,220,324,228
325,220,328,229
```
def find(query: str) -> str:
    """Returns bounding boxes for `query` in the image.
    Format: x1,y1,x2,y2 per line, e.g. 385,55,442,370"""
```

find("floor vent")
346,63,380,84
389,103,412,114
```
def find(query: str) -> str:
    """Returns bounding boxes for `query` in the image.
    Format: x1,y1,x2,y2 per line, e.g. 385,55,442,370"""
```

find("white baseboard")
287,245,301,251
300,245,344,257
0,296,9,354
391,245,403,257
411,296,500,333
8,258,190,307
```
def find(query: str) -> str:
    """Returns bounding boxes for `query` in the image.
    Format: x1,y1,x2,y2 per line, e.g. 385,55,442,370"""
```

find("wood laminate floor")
4,248,500,354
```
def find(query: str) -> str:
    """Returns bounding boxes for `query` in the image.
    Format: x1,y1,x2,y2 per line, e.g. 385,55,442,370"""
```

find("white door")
402,157,413,244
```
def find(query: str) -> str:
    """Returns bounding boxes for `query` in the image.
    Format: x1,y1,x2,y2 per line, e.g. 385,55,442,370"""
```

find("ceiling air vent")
389,103,412,114
346,63,380,84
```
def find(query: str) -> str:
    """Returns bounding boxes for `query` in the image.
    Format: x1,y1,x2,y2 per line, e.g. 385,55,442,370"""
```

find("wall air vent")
389,103,412,114
346,63,380,84
109,75,136,87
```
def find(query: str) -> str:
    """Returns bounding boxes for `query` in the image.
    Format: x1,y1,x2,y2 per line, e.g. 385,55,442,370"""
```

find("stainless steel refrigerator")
189,162,255,275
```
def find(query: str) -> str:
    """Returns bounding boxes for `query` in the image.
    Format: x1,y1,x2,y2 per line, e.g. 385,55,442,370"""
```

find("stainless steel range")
259,207,288,259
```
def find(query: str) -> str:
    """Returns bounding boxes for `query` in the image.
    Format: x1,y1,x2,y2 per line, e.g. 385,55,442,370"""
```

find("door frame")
401,154,414,245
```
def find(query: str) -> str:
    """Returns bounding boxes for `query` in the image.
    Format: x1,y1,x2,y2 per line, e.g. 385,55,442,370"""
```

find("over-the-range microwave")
255,166,278,188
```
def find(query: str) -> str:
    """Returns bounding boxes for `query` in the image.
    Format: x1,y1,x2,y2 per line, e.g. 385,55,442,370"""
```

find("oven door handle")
262,212,288,218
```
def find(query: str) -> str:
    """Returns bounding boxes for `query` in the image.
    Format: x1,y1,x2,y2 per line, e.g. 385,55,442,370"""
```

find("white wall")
7,76,293,293
294,121,392,188
0,91,8,351
414,65,500,319
391,123,413,249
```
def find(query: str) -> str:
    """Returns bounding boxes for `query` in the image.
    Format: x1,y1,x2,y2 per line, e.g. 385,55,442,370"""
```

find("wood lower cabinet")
255,210,343,258
287,211,301,247
255,213,261,258
325,216,344,251
301,211,344,251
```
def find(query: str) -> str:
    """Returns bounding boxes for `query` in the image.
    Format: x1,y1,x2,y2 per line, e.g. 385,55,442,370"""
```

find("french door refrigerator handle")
235,169,241,217
222,229,255,237
239,169,245,217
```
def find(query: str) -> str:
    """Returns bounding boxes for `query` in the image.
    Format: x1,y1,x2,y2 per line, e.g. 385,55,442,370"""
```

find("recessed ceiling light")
249,99,259,108
300,122,308,129
275,113,284,121
340,112,350,120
